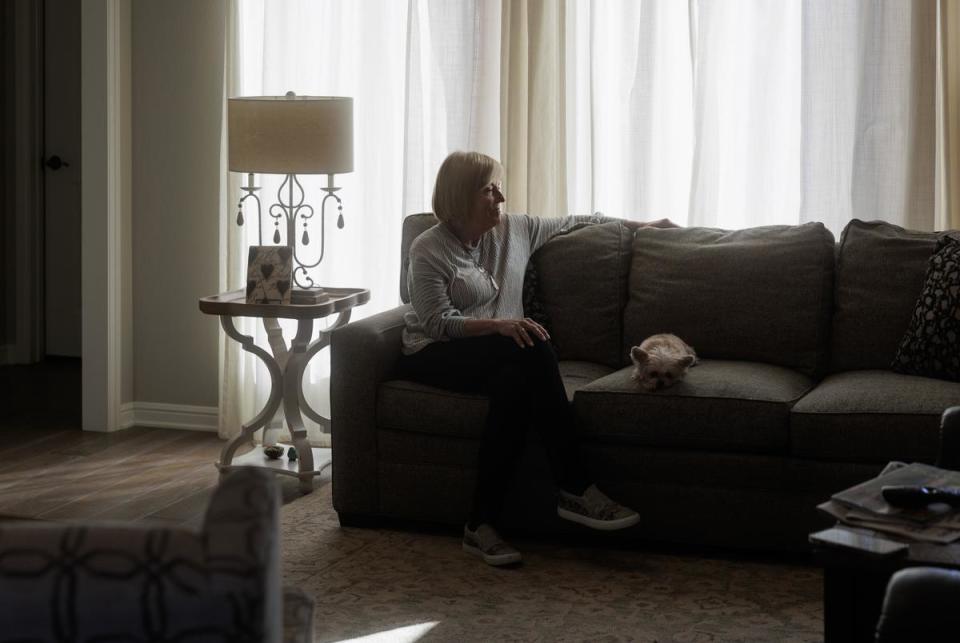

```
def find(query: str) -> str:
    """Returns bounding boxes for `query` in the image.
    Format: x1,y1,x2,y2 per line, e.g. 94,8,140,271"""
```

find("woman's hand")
623,218,681,230
496,318,551,347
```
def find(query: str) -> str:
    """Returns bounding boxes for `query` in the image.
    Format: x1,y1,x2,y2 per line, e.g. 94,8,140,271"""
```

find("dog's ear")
680,355,696,368
630,346,648,364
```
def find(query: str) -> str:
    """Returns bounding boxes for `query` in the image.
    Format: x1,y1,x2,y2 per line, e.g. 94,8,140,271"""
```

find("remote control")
881,484,960,509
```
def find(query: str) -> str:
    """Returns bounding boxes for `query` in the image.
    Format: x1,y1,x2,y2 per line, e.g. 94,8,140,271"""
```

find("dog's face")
630,347,695,391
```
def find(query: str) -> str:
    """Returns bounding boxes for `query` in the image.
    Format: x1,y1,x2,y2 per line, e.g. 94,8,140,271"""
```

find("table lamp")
228,93,353,299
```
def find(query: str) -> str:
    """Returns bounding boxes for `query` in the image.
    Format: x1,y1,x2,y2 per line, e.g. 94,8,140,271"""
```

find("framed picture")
246,245,293,304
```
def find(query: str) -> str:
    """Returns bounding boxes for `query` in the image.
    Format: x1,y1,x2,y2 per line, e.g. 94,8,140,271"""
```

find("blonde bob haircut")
432,151,504,224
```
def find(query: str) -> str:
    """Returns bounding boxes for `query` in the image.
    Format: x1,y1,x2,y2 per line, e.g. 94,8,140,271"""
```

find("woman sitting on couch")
398,150,676,566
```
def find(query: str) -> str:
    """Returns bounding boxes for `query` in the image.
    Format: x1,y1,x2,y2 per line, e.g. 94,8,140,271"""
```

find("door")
43,0,81,357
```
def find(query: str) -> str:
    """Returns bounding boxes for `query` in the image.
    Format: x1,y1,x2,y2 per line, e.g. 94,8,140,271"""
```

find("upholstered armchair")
0,468,312,643
875,567,960,642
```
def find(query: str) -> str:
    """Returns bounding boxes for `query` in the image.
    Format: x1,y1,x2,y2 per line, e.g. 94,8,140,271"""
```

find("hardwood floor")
0,357,240,528
0,426,226,527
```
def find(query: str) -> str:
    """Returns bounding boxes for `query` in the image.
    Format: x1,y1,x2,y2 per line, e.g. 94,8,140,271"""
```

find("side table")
199,287,370,493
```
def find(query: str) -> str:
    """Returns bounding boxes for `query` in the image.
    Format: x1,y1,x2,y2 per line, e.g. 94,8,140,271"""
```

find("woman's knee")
485,336,560,385
516,338,559,375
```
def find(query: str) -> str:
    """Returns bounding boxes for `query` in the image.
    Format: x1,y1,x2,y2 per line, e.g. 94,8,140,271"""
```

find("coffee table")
813,533,960,642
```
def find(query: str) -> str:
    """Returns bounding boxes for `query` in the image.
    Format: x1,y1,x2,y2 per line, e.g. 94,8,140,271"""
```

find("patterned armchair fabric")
0,468,312,643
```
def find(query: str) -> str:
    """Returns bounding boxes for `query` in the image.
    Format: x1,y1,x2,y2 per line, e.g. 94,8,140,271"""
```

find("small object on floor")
287,446,298,461
462,523,522,566
263,445,284,460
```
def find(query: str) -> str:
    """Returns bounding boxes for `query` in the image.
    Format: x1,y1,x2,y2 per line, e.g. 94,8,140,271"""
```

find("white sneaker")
557,484,641,530
462,524,522,566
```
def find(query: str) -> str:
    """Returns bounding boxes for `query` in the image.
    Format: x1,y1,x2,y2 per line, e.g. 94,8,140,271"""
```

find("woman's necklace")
469,237,499,293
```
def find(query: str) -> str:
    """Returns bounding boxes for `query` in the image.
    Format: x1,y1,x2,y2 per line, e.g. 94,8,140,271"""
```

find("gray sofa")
331,216,960,551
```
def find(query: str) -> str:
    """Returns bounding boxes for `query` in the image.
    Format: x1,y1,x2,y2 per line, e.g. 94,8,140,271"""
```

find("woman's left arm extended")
621,218,681,231
525,214,682,254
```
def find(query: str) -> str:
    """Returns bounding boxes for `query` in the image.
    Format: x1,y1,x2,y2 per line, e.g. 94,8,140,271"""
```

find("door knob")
44,155,70,170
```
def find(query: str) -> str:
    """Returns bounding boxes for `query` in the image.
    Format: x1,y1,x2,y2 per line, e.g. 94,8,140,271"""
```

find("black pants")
397,335,591,527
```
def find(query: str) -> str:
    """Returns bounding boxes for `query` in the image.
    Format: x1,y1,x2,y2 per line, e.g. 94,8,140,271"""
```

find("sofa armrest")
875,567,960,642
0,469,284,642
331,304,410,519
936,406,960,470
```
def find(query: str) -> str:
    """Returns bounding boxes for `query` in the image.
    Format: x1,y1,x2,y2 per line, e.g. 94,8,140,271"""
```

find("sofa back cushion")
400,213,439,303
623,223,835,376
531,221,633,368
830,219,945,372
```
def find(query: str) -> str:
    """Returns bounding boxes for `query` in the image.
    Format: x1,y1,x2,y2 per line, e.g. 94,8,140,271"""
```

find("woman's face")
469,180,505,231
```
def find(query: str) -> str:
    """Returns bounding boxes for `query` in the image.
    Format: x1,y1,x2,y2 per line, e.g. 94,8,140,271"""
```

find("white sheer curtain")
220,0,501,443
567,0,939,236
566,0,693,222
221,0,944,442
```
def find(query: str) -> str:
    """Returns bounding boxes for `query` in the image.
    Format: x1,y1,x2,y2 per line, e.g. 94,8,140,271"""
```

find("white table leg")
283,318,324,493
217,316,283,471
261,318,289,445
256,317,335,494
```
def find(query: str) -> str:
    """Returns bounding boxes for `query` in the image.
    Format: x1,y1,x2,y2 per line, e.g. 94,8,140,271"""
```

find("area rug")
280,483,822,643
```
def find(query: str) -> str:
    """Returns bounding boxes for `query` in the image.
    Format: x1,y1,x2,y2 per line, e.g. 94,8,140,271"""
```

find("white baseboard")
120,402,218,433
119,403,135,429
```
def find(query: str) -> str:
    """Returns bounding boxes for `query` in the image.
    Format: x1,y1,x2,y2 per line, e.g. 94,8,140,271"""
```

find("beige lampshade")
228,95,353,174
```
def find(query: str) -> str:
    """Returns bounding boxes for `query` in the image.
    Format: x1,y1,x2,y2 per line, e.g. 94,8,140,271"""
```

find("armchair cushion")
0,468,303,643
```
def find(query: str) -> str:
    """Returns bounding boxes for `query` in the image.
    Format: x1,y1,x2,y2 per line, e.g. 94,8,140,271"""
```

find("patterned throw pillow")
892,234,960,381
521,260,551,330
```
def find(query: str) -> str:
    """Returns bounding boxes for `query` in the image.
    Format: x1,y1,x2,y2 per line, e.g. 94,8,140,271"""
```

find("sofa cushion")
790,370,960,463
573,360,815,453
399,213,439,304
530,222,633,368
377,361,614,439
892,234,960,381
831,219,946,372
623,223,835,377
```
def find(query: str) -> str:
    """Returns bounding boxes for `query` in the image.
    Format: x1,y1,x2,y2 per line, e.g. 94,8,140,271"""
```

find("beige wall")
131,0,225,407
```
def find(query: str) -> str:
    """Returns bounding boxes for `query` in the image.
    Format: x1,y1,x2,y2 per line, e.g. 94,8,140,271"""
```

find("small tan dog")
629,333,697,391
